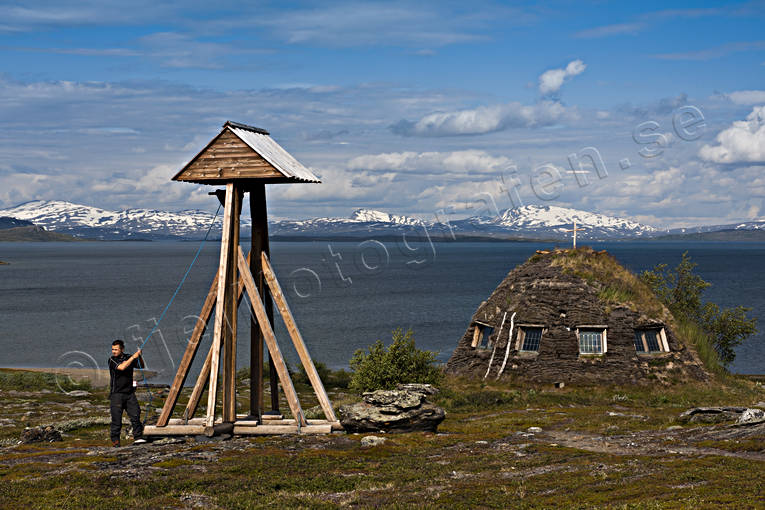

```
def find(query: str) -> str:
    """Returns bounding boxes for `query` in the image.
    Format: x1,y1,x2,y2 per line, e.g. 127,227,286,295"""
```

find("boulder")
737,408,765,425
360,435,387,448
339,384,445,433
20,425,62,443
678,407,747,424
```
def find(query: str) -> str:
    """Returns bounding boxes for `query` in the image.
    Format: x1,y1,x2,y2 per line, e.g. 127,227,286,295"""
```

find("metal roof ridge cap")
224,120,270,135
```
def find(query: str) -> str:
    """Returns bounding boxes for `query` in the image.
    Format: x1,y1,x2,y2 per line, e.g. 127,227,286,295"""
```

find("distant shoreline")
0,366,158,388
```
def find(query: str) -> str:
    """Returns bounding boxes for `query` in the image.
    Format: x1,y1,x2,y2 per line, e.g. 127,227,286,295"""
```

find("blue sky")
1,1,764,227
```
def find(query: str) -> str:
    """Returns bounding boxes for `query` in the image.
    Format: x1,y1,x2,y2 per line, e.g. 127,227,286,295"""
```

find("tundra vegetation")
0,254,763,508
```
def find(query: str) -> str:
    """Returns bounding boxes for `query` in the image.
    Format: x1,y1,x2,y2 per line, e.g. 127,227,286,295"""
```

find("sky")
0,1,764,227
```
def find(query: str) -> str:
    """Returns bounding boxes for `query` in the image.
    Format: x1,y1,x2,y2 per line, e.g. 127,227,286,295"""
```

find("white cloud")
574,22,644,38
652,41,765,61
574,8,721,39
726,90,765,105
699,106,765,164
391,100,568,136
348,150,513,175
136,32,266,69
247,2,529,48
538,59,586,95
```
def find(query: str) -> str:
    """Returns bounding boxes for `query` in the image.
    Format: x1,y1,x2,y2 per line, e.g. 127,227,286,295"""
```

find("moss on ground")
0,370,763,508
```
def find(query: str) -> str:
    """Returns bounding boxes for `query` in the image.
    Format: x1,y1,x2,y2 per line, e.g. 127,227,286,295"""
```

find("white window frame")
576,325,608,355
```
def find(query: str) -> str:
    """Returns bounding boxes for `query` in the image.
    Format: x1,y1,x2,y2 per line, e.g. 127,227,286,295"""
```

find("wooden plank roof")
172,121,321,185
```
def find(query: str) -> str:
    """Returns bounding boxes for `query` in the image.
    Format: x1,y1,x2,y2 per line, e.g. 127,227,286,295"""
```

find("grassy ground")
0,369,763,509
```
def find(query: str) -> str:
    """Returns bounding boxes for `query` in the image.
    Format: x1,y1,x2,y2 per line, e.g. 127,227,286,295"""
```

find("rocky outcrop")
678,407,749,424
737,408,765,425
360,435,387,448
339,384,445,433
20,425,62,443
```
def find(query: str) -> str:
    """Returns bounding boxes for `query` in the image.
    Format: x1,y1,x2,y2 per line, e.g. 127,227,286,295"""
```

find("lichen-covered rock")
737,408,765,425
396,383,439,396
360,435,387,448
361,390,425,412
678,407,747,424
340,384,445,433
20,425,62,443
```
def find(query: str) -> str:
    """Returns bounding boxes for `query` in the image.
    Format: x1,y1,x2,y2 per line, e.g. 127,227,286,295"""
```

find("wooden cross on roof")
564,220,586,249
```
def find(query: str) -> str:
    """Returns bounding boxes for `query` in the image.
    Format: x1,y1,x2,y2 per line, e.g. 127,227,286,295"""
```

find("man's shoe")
133,438,147,444
112,439,121,447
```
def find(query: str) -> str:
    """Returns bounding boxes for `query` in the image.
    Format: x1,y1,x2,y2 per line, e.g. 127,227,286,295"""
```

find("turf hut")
446,248,709,385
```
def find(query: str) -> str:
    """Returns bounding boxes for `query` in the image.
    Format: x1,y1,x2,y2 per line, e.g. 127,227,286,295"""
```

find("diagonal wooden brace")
156,268,219,427
180,254,250,423
260,252,337,422
237,247,306,427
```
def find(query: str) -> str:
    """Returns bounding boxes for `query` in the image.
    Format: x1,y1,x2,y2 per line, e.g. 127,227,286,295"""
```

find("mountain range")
1,200,764,242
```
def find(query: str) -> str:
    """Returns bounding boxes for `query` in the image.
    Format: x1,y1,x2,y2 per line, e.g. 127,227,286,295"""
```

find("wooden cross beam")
564,220,587,249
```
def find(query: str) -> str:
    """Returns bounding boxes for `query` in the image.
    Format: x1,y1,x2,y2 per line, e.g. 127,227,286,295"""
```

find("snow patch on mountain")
349,209,426,226
498,205,647,230
0,200,241,240
0,200,663,240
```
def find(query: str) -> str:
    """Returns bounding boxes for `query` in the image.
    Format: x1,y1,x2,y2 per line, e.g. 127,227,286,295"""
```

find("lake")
1,240,763,384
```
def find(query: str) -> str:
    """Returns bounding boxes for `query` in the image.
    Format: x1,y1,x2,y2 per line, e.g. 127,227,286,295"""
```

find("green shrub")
348,328,443,393
640,251,757,368
292,361,351,389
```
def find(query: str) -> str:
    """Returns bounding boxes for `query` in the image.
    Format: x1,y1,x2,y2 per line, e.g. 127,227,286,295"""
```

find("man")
108,339,146,446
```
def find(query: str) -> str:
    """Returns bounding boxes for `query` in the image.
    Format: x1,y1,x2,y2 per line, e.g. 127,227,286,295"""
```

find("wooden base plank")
143,425,206,436
144,421,340,436
167,418,207,426
300,424,333,434
233,424,299,435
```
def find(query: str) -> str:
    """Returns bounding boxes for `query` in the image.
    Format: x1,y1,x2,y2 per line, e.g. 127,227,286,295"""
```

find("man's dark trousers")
110,392,143,441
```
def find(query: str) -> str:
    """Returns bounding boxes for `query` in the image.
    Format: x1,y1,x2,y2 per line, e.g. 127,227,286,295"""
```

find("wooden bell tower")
143,121,339,436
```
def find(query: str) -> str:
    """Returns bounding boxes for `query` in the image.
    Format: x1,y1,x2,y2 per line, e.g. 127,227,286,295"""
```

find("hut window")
471,323,494,349
578,327,606,354
520,327,543,352
634,328,668,353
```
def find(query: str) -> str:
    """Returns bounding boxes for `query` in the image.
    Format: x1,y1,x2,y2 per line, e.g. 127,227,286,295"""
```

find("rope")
139,203,222,351
134,204,222,424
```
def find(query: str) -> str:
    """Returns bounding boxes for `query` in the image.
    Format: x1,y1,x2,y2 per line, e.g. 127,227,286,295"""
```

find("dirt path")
544,422,765,461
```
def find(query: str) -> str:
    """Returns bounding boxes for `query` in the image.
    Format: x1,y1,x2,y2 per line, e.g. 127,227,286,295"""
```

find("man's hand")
117,349,142,371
